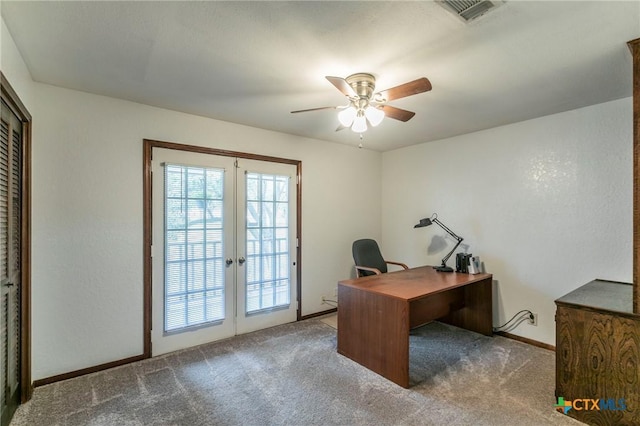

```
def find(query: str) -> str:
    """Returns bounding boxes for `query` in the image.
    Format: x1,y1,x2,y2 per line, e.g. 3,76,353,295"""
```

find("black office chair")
352,239,409,277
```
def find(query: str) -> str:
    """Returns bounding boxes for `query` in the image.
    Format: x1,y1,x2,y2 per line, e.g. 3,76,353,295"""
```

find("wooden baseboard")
300,307,337,320
495,331,555,351
33,354,147,387
34,314,551,388
33,311,339,387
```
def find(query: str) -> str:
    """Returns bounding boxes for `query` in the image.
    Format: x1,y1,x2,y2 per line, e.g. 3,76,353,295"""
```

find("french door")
151,148,297,355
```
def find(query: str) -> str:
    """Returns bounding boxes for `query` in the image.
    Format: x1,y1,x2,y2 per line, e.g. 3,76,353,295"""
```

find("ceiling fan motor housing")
345,73,376,100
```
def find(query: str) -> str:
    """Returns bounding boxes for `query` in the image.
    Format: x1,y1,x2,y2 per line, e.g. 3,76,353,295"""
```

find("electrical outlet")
529,313,538,326
334,287,338,297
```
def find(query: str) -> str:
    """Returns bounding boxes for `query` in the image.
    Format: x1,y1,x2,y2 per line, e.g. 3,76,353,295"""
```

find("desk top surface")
338,266,492,301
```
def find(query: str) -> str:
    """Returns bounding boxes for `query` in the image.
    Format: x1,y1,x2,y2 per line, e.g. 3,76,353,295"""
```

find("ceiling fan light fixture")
365,105,385,127
351,113,367,133
292,73,431,139
338,106,357,127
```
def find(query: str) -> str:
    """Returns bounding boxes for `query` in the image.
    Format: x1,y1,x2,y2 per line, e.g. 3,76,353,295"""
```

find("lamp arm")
432,217,462,242
440,238,463,267
432,217,464,268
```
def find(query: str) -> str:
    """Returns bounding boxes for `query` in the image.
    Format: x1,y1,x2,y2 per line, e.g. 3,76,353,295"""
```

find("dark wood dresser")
555,280,640,425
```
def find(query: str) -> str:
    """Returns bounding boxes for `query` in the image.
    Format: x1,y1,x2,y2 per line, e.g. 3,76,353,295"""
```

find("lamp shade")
338,106,357,127
414,218,433,228
351,114,367,133
365,106,385,127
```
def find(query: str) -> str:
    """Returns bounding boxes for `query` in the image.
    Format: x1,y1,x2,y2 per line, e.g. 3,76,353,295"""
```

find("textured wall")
381,98,633,346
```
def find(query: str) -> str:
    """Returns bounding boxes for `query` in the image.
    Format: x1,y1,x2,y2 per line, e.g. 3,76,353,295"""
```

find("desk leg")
441,276,493,336
337,284,411,388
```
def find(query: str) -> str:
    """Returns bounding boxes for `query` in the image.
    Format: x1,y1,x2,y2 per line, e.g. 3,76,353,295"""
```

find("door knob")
238,257,246,265
225,258,233,266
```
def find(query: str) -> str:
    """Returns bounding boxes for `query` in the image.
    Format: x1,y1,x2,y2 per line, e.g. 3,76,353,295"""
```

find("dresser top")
555,279,634,314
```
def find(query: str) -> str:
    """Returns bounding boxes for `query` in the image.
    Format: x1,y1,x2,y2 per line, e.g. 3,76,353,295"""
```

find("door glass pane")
245,173,290,314
164,164,225,332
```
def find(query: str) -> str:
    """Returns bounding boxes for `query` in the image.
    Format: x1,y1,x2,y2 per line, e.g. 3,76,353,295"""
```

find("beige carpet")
318,312,337,329
10,319,582,426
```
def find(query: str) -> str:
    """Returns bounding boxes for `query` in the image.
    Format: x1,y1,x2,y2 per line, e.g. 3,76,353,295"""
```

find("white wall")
1,17,35,111
28,84,381,380
381,98,633,346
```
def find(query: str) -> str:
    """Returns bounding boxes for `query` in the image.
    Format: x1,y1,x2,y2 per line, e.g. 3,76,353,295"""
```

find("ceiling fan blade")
291,106,338,114
377,77,432,102
326,76,357,97
381,105,416,122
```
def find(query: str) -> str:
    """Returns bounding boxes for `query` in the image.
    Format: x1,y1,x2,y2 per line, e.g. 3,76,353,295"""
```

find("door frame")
143,139,302,357
0,73,33,404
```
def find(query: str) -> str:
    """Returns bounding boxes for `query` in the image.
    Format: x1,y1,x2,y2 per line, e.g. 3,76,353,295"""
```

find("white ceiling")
1,1,638,151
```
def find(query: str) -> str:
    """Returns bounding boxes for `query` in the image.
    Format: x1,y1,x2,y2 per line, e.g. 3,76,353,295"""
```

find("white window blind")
164,164,226,332
245,172,290,314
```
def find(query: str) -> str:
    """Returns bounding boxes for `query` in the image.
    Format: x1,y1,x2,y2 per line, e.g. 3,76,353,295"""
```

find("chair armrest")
354,265,382,278
385,260,409,270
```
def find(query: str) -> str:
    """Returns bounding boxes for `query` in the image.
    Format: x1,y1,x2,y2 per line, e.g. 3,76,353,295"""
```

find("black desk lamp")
414,214,463,272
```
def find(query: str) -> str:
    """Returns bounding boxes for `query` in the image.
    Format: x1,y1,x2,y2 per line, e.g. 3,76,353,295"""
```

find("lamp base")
434,265,454,273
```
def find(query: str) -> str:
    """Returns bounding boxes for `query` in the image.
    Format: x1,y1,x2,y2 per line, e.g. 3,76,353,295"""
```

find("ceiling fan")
291,73,432,133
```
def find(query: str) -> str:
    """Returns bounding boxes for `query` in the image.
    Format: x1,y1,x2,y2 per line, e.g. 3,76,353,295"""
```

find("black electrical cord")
322,298,338,307
494,316,530,334
493,309,533,333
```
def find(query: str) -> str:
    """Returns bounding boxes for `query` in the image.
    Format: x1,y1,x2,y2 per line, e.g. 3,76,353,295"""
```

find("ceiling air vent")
438,0,504,22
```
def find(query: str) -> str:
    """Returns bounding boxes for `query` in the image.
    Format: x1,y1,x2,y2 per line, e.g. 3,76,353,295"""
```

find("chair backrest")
352,239,388,277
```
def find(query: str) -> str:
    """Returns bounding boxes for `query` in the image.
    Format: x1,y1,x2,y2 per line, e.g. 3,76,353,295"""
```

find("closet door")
0,100,22,426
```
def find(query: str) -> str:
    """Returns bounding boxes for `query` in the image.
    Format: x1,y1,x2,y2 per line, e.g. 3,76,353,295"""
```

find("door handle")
3,282,14,287
238,257,246,265
225,258,234,266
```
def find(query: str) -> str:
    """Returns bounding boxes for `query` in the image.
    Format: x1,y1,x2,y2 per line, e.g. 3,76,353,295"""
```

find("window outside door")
235,159,297,334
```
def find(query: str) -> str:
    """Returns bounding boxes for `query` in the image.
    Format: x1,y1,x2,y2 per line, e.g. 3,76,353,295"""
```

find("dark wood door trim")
143,138,303,357
629,38,640,314
0,72,32,403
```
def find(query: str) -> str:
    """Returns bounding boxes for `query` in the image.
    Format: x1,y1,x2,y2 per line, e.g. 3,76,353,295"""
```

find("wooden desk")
337,266,493,388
